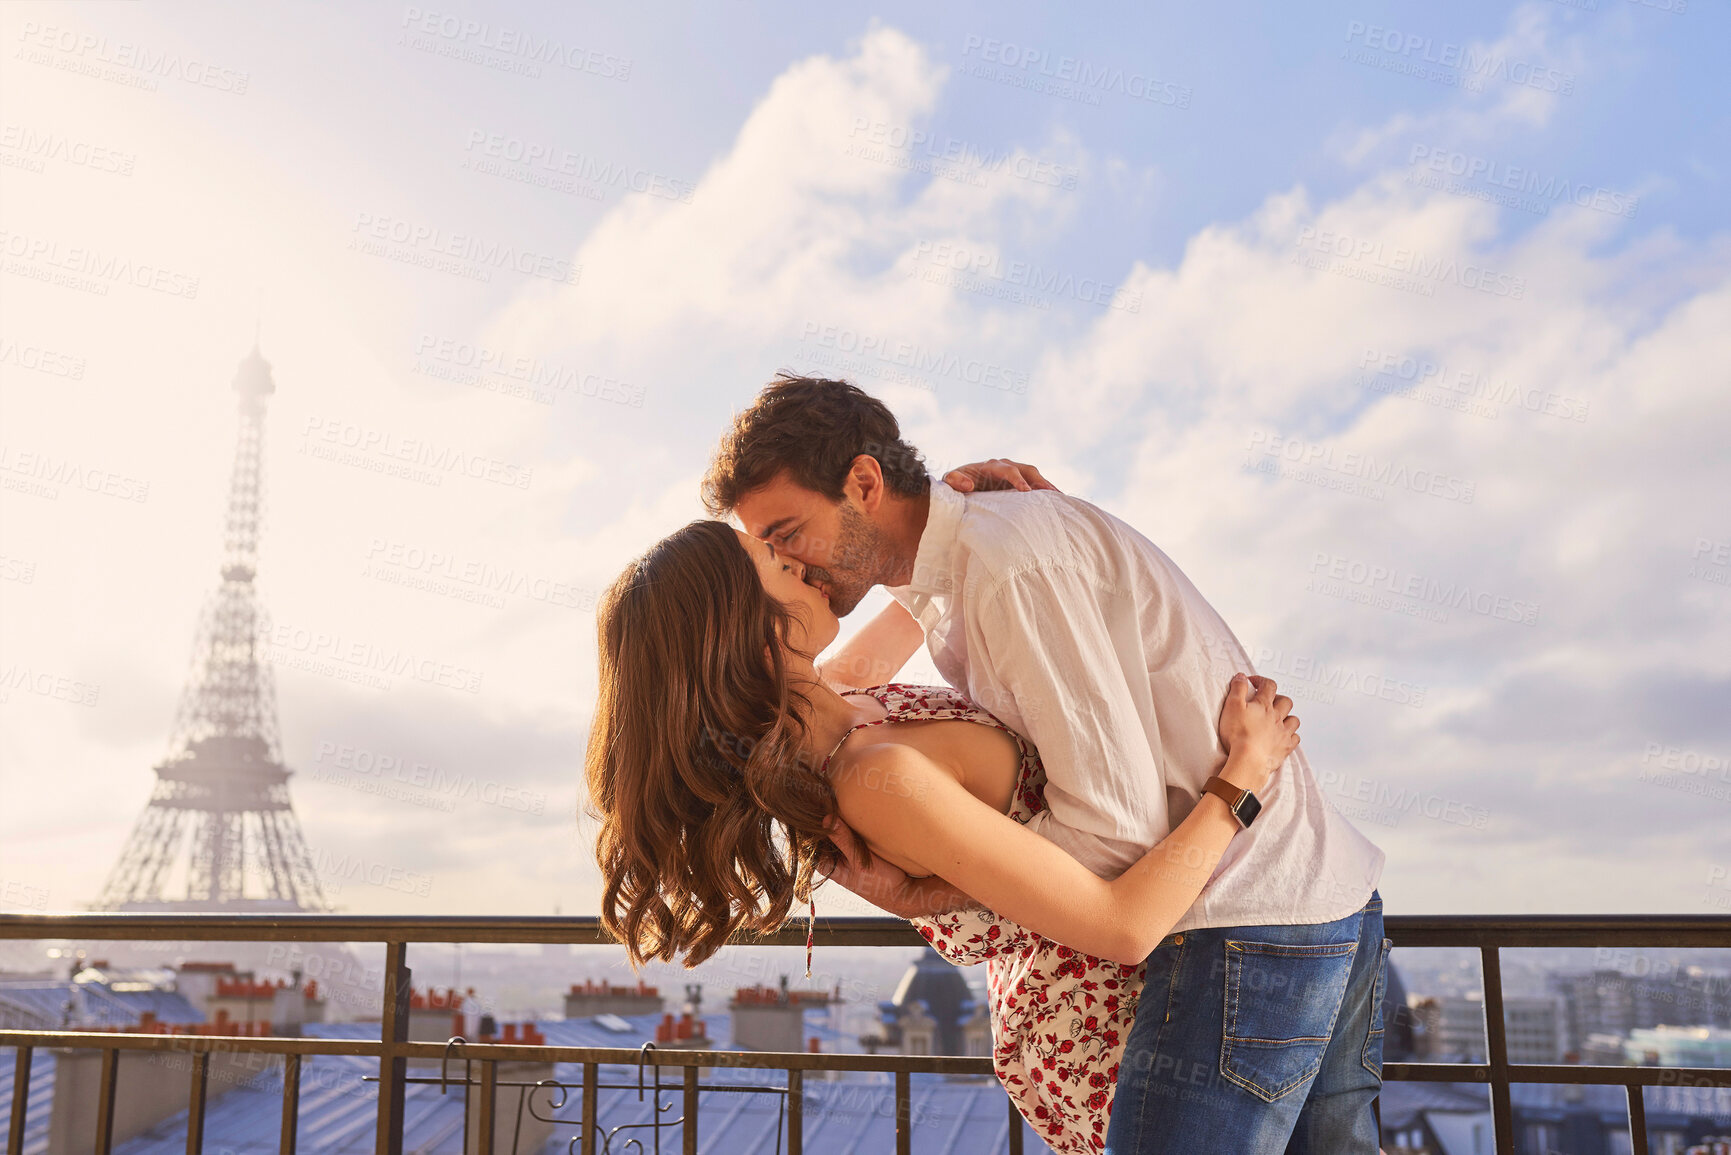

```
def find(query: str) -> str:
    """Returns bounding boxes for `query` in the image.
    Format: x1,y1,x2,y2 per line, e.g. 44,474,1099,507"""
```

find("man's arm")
815,600,924,692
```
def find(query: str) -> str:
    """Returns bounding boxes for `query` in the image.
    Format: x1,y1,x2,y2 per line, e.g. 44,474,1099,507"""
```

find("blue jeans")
1104,893,1388,1155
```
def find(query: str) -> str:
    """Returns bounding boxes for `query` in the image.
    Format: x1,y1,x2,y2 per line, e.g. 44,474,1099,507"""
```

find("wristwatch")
1203,775,1263,828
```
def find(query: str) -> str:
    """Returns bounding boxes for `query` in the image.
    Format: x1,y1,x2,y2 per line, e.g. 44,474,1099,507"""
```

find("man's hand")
820,816,915,915
942,458,1060,494
821,816,974,919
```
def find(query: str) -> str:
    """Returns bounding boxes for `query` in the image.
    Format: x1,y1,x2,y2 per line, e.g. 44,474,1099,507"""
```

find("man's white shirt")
885,480,1384,931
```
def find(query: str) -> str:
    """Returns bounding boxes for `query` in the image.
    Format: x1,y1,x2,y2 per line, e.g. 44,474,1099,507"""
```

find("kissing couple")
584,373,1388,1154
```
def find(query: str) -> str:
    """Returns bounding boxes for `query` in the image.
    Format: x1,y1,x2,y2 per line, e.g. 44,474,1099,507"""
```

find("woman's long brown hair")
586,519,839,968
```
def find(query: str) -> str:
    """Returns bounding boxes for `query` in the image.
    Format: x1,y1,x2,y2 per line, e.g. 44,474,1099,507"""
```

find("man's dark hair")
701,374,929,515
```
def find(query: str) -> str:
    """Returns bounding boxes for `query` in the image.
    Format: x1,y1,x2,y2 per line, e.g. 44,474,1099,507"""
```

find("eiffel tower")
93,338,327,912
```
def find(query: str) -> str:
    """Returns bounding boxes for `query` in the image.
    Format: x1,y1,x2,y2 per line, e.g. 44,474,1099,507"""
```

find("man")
703,373,1388,1154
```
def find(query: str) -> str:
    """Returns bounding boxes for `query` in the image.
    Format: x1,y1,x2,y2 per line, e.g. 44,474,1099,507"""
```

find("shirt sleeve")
968,564,1172,875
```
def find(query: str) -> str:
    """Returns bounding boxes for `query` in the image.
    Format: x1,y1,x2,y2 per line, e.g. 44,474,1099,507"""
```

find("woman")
584,519,1298,1153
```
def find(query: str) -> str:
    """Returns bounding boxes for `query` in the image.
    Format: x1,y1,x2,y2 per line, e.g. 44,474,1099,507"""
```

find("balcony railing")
2,913,1728,1154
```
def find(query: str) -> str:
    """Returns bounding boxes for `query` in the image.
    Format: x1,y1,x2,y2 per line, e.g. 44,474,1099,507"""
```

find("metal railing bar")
1517,1064,1731,1089
95,1047,119,1155
1627,1083,1649,1155
1481,947,1515,1155
895,1069,910,1155
374,941,410,1155
683,1065,699,1155
1008,1096,1024,1155
280,1052,301,1155
6,1044,30,1155
367,1074,796,1094
1385,1061,1731,1088
0,1030,994,1074
581,1061,597,1155
5,1031,1726,1091
406,1043,990,1075
445,1045,992,1075
787,1068,802,1155
476,1059,496,1155
0,913,922,946
8,1031,1727,1089
3,911,1725,947
1382,1062,1490,1082
0,1032,381,1056
1380,916,1731,949
185,1050,209,1155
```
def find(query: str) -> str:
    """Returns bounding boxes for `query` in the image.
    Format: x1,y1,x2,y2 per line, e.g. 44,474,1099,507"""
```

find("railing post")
580,1061,598,1155
786,1068,802,1155
683,1064,699,1155
476,1060,496,1155
1626,1084,1649,1155
186,1050,210,1155
280,1052,301,1155
374,941,411,1155
1479,947,1514,1155
1007,1094,1023,1155
895,1069,911,1155
94,1048,120,1155
6,1045,31,1155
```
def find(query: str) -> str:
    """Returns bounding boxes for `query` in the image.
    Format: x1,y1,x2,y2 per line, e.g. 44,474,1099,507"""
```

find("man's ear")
847,454,888,514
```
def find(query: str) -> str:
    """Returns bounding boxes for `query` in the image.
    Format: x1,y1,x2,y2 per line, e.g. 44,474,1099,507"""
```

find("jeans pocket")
1362,937,1394,1077
1219,938,1359,1103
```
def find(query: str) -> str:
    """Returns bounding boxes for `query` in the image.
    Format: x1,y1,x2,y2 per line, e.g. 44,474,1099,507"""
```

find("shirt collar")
886,477,962,622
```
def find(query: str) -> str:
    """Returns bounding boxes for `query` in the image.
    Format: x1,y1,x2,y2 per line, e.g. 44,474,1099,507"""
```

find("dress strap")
817,687,897,775
817,722,869,775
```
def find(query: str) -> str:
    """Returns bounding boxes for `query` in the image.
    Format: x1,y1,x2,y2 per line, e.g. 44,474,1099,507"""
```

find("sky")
1,0,1727,927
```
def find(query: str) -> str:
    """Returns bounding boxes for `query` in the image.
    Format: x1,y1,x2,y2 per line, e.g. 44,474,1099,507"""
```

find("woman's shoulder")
825,721,965,822
828,726,948,783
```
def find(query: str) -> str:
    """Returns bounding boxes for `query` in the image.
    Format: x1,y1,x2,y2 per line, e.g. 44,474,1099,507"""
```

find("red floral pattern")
841,684,1147,1155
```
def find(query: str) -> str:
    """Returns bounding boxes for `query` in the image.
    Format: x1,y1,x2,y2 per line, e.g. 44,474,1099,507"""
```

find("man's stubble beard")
806,500,900,617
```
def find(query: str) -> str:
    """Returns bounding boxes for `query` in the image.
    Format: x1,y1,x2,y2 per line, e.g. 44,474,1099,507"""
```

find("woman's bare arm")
816,600,924,692
830,674,1294,965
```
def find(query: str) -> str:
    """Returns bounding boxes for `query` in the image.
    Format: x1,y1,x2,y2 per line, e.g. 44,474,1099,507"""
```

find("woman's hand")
1216,673,1299,793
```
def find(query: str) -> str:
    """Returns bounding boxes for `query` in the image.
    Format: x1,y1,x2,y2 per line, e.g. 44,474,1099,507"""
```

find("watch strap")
1203,775,1259,827
1203,775,1247,808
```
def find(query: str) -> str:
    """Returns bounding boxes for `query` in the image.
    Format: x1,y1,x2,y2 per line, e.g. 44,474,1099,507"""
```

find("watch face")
1235,792,1263,827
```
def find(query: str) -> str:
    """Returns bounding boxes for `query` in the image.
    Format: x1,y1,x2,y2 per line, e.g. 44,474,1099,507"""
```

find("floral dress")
822,683,1148,1154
